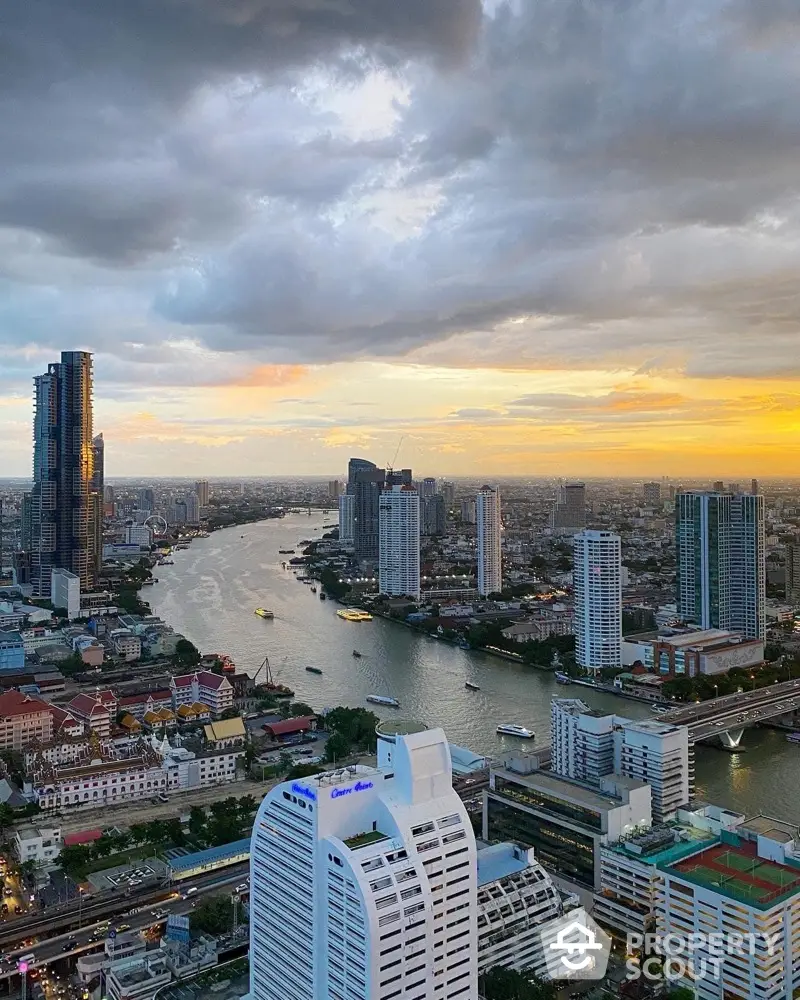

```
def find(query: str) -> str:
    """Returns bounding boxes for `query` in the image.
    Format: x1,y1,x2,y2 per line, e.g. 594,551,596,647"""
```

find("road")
661,678,800,742
0,865,250,980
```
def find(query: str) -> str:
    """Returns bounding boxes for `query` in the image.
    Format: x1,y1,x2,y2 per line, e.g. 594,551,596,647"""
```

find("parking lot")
87,857,169,893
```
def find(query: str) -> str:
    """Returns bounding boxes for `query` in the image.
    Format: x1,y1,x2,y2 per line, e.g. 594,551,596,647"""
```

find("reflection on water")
149,513,800,822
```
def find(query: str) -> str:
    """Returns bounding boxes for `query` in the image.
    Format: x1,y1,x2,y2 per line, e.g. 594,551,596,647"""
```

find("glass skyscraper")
31,351,99,595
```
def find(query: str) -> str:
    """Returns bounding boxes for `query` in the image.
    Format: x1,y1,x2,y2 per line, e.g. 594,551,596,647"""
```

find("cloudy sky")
2,0,799,478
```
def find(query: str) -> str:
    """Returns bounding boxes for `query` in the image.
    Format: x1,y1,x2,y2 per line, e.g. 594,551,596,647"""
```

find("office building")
421,494,446,537
483,753,651,891
476,842,578,978
476,486,502,597
549,482,586,532
656,819,800,1000
622,628,764,677
386,468,413,487
51,568,81,620
338,493,355,545
459,498,476,525
751,478,759,495
441,482,455,510
328,480,342,500
349,458,386,562
550,699,690,824
167,501,186,526
787,543,800,603
126,525,153,549
421,477,437,498
104,485,115,504
712,480,725,493
194,480,209,506
137,488,155,512
91,432,104,576
573,530,622,672
378,485,421,601
30,351,98,595
249,721,478,1000
643,482,661,506
184,493,200,525
676,492,766,640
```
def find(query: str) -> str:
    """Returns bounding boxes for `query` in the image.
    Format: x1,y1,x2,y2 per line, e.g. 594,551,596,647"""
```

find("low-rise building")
622,628,765,676
203,716,247,748
117,690,172,722
109,630,142,661
13,822,63,865
0,690,54,751
501,611,574,645
170,670,233,717
0,629,26,673
106,953,172,1000
51,568,81,620
67,690,117,738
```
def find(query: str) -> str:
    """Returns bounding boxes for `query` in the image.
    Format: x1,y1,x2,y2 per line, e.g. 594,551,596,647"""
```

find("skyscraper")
549,482,586,532
338,493,355,545
787,543,800,603
421,477,437,498
184,493,200,525
573,530,622,672
327,480,341,500
349,458,385,562
91,432,104,577
378,484,421,600
30,351,97,595
249,722,478,1000
194,480,209,506
750,478,759,496
441,481,455,510
643,482,661,506
137,488,155,512
476,486,502,596
421,494,446,537
386,468,413,487
676,492,765,640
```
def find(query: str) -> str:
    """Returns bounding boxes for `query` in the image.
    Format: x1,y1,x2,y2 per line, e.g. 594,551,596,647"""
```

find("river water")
149,512,799,823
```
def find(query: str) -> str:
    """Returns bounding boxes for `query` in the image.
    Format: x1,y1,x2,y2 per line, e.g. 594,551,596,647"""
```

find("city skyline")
2,3,800,478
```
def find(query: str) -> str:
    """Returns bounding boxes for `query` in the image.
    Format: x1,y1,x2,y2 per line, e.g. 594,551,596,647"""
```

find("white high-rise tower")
476,486,502,597
378,485,421,600
249,722,478,1000
573,529,622,672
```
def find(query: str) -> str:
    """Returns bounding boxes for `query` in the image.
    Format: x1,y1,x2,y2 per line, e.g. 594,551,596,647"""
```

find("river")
148,512,800,823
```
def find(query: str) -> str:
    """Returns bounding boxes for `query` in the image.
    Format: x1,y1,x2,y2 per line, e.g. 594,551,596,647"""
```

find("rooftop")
664,837,800,909
477,842,534,887
495,764,648,812
0,690,51,719
168,838,251,873
343,830,388,850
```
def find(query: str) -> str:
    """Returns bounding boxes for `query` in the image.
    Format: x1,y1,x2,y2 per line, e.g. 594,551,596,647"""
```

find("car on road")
61,938,77,952
116,923,131,932
234,883,248,893
158,794,169,802
151,908,168,919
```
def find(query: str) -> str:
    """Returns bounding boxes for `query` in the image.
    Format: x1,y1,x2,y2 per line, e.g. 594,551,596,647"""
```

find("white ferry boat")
366,695,400,708
496,724,535,739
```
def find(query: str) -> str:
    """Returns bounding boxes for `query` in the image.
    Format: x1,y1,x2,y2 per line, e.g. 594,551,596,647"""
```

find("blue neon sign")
292,782,317,801
330,780,374,800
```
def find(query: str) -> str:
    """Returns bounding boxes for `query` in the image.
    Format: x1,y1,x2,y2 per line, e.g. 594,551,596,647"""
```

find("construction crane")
386,435,406,482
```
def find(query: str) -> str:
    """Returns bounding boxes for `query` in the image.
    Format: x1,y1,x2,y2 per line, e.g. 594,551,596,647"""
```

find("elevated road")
661,678,800,745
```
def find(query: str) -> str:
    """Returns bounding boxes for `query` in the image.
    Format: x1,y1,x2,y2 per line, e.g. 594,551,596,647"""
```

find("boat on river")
787,732,800,744
352,650,362,658
496,724,534,739
554,671,571,685
255,608,274,619
337,609,373,622
367,695,400,708
465,681,480,691
305,666,323,675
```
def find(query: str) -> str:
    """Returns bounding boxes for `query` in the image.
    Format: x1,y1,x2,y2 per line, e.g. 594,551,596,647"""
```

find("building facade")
643,482,661,506
338,493,355,545
476,486,502,597
349,459,386,562
250,723,478,1000
573,530,622,672
170,671,234,716
51,568,80,620
0,691,54,750
31,351,98,595
676,492,766,640
378,485,421,601
549,483,586,532
421,494,446,537
0,629,25,673
194,480,210,506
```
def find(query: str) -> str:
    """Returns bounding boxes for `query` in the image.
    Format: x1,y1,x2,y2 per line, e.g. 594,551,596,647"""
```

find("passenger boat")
366,695,400,708
278,549,295,554
787,732,800,744
465,682,480,691
305,667,323,675
255,608,274,619
337,609,374,622
352,650,362,658
496,724,534,739
554,671,571,684
650,704,669,715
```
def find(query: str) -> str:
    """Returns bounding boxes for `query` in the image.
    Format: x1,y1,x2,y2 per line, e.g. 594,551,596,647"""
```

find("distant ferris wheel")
144,514,168,537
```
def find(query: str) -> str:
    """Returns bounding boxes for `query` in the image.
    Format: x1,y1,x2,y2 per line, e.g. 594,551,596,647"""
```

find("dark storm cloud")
1,0,800,384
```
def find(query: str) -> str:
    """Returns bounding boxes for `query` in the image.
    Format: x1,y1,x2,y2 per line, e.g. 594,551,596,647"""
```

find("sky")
1,0,800,479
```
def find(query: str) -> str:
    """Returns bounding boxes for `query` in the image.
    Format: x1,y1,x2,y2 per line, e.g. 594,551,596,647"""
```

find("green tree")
287,702,315,718
18,859,38,886
479,967,557,1000
190,894,244,935
324,732,351,764
286,762,325,780
324,707,379,750
129,823,150,846
0,803,15,840
59,844,92,877
172,638,201,669
189,806,207,843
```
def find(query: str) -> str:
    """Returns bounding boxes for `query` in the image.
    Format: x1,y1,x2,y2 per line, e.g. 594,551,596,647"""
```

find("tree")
59,844,92,878
324,707,379,750
189,806,207,842
172,638,201,669
190,894,243,935
129,823,150,846
287,762,325,780
324,732,351,764
479,967,557,1000
18,859,38,886
0,803,15,840
287,702,315,718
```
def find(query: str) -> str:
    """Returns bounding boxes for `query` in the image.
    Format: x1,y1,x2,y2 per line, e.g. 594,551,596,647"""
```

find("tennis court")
672,842,800,907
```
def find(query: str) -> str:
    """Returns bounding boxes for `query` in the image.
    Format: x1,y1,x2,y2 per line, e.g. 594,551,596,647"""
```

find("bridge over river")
661,677,800,747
